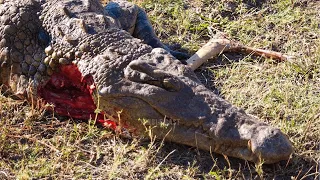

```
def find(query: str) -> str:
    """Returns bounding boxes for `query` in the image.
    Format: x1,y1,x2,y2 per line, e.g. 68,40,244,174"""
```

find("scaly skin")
0,0,293,164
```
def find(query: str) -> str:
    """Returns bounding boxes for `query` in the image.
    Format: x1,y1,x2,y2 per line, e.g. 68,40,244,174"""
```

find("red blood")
38,64,116,129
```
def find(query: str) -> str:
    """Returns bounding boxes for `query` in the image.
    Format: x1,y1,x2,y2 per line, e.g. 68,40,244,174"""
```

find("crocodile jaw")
158,116,293,164
97,85,293,164
142,97,293,164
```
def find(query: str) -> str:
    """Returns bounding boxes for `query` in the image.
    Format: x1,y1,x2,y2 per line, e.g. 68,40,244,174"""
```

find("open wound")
38,64,117,129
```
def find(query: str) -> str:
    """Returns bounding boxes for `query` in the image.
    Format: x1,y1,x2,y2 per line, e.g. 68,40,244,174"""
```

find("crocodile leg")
105,0,190,60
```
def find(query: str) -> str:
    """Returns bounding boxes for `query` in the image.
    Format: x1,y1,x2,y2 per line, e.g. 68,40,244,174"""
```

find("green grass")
1,0,320,179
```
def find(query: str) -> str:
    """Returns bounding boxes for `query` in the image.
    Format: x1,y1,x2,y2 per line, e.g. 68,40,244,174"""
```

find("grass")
1,0,320,179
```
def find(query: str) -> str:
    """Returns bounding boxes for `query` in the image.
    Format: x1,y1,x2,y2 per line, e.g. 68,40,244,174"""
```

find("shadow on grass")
242,0,269,9
145,139,319,179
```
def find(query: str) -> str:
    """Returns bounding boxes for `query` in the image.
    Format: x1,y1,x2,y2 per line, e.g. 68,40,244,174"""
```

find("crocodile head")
34,32,292,163
38,33,291,163
94,47,293,164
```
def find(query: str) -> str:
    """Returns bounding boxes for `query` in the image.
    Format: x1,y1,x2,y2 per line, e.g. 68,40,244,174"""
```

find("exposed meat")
38,65,116,129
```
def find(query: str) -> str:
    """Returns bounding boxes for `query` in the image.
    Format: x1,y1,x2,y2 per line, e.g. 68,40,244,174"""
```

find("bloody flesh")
38,64,116,129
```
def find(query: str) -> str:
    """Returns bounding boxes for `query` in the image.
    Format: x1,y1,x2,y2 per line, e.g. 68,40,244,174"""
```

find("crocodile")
0,0,293,164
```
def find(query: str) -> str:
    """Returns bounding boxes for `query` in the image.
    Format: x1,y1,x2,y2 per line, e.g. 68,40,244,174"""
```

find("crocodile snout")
250,126,293,164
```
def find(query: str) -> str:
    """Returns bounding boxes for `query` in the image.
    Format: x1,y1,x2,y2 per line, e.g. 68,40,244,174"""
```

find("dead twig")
187,37,294,71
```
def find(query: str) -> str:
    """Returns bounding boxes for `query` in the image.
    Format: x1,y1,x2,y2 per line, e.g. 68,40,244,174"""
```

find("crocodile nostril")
271,129,275,134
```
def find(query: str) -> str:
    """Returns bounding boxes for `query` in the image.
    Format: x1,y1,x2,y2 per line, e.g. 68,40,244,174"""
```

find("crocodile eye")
162,77,181,92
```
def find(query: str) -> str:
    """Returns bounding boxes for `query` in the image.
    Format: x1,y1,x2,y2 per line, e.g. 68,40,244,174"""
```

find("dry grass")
0,0,320,179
